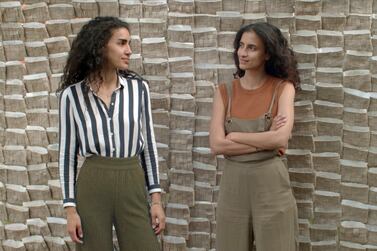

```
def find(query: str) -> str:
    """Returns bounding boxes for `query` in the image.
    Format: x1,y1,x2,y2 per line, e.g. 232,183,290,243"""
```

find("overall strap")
267,79,285,115
225,82,233,119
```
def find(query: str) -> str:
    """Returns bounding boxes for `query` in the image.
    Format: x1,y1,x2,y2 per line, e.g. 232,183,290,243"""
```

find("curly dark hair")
58,16,141,93
233,22,300,90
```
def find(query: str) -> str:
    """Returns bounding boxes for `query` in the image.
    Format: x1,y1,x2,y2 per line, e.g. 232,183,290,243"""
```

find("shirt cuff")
63,202,76,208
148,188,162,194
63,198,76,208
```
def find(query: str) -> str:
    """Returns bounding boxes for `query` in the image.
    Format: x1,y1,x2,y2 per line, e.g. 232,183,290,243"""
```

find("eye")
118,40,129,46
248,45,256,51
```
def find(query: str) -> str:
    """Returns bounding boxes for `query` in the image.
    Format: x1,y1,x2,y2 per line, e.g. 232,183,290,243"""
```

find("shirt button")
111,102,114,106
110,132,113,136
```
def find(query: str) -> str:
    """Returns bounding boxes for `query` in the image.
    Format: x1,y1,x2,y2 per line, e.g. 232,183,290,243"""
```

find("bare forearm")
65,206,77,215
230,131,287,149
150,192,161,203
211,138,257,156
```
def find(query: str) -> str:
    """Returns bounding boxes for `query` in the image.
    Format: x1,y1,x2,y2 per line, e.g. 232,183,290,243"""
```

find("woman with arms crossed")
58,16,165,251
210,22,300,251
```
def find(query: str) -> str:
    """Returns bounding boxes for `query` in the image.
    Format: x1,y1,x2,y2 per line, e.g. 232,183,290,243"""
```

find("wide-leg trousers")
75,155,161,251
216,157,298,251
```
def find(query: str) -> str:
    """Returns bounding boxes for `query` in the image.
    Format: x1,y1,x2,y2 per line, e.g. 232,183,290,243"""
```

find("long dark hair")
58,16,141,93
233,22,300,90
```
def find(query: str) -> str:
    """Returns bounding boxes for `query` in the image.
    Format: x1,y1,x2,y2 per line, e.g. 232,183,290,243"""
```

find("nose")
125,44,132,55
238,47,246,57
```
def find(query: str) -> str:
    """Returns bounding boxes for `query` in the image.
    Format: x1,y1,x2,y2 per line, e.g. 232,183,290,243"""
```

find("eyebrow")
240,42,257,47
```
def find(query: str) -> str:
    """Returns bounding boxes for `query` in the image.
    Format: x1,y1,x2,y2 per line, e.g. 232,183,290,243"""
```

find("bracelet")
150,201,162,207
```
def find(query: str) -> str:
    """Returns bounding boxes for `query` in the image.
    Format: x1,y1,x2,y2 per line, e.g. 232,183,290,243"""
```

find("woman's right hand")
66,207,83,244
270,114,287,131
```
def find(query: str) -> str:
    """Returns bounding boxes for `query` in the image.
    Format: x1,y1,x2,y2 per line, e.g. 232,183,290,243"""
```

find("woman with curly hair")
58,16,165,251
210,22,300,251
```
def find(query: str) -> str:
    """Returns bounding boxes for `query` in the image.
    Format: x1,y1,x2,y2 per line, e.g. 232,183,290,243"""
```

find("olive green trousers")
216,157,298,251
75,155,160,251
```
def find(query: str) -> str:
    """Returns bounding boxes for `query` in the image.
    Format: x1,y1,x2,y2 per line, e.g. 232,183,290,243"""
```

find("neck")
241,69,268,90
88,67,118,93
101,66,118,89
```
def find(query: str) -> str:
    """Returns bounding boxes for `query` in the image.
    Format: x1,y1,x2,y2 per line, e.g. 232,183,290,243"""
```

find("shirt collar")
87,74,125,94
117,75,126,90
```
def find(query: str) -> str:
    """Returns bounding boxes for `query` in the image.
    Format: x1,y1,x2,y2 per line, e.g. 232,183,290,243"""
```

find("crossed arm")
209,83,295,156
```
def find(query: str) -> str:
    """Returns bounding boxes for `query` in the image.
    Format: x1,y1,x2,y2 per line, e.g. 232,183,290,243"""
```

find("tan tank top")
219,76,287,119
222,77,286,162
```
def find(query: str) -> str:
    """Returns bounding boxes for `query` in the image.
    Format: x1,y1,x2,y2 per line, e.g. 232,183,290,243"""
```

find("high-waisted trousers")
216,157,298,251
75,155,161,251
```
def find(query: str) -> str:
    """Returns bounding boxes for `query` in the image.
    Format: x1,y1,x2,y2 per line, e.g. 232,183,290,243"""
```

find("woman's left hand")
270,114,287,131
150,203,166,235
226,132,237,141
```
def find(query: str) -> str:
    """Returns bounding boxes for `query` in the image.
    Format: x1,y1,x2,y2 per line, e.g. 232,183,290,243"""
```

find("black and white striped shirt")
58,75,161,208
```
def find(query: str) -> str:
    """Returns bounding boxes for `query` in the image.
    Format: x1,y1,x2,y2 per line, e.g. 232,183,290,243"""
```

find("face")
103,27,132,70
237,31,269,72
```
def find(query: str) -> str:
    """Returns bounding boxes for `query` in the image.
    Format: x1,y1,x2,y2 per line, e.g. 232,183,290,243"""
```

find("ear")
265,53,270,61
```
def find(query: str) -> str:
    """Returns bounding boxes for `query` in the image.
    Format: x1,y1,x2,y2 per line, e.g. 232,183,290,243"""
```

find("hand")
270,114,287,131
225,132,234,141
150,203,166,235
66,207,83,244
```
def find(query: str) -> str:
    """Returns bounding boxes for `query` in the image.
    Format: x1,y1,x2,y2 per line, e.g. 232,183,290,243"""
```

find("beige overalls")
215,81,299,251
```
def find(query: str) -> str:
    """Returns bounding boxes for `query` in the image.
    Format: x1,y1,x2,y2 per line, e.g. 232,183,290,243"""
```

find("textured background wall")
0,0,377,250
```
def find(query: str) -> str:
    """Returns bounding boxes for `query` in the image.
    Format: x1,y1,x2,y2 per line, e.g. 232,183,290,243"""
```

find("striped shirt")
58,75,161,208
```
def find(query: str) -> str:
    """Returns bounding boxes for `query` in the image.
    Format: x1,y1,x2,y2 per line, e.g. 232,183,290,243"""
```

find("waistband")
83,155,140,170
225,156,284,168
225,150,278,162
